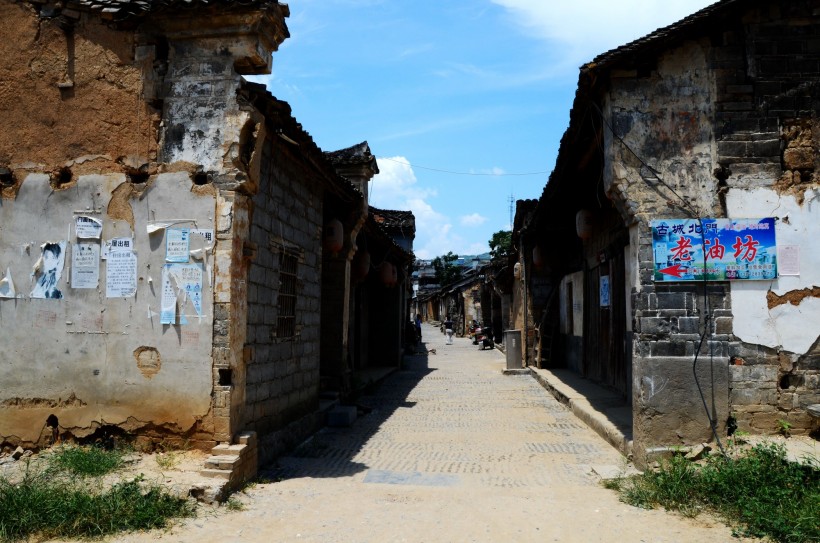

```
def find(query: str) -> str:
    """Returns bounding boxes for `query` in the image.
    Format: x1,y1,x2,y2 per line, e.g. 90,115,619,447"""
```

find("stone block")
677,317,700,334
640,317,670,335
200,468,232,480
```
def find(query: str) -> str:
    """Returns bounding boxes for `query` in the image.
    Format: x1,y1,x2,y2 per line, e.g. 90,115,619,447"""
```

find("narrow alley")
104,323,756,543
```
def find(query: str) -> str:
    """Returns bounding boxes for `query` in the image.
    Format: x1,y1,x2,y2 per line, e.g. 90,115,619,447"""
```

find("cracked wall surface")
0,2,289,450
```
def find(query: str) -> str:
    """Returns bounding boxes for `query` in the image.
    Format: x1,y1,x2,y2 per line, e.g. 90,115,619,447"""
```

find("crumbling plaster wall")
0,173,216,448
0,3,158,181
0,2,285,449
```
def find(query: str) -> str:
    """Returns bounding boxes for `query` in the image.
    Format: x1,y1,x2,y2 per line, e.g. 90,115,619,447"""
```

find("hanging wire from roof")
375,156,549,177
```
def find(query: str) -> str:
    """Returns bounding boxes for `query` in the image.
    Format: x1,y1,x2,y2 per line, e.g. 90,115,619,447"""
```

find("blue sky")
250,0,715,259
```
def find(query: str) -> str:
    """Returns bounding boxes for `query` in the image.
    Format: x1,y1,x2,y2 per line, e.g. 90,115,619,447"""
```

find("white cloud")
369,158,487,259
460,213,488,227
491,0,715,69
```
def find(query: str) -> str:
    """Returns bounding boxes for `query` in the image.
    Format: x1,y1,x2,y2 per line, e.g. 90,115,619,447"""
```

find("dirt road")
100,323,755,543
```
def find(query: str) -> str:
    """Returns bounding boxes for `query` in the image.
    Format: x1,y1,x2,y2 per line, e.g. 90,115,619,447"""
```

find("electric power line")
376,156,549,177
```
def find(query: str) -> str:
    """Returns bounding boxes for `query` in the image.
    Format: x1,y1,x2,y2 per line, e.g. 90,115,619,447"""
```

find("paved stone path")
111,323,755,543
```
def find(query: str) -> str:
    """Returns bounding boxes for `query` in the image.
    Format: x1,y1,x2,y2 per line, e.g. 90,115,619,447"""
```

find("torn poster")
190,229,214,245
71,242,100,289
31,241,66,299
0,267,16,298
146,220,195,235
105,249,137,298
165,228,190,263
102,237,133,260
160,263,204,325
75,216,103,239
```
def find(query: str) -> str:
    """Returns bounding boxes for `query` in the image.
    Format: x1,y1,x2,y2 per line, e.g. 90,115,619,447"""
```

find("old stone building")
0,0,413,485
518,0,820,466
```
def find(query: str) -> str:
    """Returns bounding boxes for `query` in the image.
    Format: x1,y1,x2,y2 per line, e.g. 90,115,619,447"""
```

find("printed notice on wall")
650,218,777,282
165,228,190,262
160,263,204,325
75,216,103,239
102,237,133,260
777,245,800,276
599,275,611,307
31,241,67,299
105,250,137,298
0,268,16,298
71,242,100,289
190,229,214,245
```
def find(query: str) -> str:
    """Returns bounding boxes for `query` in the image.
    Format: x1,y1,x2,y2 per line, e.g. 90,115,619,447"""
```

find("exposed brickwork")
241,136,323,455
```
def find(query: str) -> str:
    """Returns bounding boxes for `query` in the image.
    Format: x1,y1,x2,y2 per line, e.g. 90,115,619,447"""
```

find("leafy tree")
432,251,462,286
488,230,512,262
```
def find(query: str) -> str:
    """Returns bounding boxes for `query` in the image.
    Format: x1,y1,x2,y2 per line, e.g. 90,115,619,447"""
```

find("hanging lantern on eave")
379,262,394,287
323,219,344,253
532,245,544,269
513,262,521,279
576,209,595,240
352,249,370,282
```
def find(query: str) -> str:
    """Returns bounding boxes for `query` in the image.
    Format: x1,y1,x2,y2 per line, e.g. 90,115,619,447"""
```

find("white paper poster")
106,249,137,298
190,229,214,245
71,242,100,289
160,263,204,325
31,241,67,299
102,237,133,260
0,268,16,298
777,245,800,276
165,228,190,262
75,216,103,239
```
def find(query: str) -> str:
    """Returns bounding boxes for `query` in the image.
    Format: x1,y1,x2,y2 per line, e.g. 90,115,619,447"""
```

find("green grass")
0,446,195,542
51,444,125,476
610,443,820,542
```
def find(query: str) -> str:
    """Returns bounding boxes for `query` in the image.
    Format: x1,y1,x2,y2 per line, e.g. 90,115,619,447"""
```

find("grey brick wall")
243,137,323,441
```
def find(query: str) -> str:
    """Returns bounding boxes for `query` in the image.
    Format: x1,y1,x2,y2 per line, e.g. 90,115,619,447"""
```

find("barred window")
276,249,299,339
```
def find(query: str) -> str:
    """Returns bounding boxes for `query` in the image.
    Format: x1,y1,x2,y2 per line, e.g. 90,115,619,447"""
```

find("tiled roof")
369,207,415,231
38,0,289,21
586,0,736,70
324,141,379,175
240,81,363,205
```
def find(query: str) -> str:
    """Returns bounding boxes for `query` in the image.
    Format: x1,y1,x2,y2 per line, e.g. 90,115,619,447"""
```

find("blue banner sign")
650,218,777,282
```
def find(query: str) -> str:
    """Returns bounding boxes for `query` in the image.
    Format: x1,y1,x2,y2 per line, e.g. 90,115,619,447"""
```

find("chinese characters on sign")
650,218,777,282
165,228,190,262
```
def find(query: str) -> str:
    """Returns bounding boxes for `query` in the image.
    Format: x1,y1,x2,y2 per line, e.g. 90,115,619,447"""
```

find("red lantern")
352,250,370,282
576,209,594,239
380,262,395,287
323,219,344,253
532,245,544,269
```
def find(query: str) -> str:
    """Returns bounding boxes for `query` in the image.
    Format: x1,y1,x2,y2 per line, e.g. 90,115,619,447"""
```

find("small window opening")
193,172,209,186
275,249,299,339
50,167,73,189
218,368,232,386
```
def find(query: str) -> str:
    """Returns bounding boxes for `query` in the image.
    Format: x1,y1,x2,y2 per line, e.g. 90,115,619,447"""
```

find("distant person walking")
444,316,454,345
415,313,423,342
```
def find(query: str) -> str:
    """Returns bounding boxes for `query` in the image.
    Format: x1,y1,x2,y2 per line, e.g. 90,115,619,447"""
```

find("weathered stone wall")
603,2,820,460
243,135,323,461
712,2,820,435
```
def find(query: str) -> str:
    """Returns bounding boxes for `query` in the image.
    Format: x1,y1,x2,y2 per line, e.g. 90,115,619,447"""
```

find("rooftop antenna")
508,192,514,231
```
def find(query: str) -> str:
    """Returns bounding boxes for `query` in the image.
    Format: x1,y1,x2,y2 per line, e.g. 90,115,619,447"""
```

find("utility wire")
375,156,549,177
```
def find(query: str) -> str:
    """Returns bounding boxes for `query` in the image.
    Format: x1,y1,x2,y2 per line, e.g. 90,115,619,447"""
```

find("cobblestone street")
110,323,754,543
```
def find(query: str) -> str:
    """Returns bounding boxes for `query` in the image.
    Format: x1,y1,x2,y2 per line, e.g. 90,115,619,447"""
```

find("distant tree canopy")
488,230,512,262
432,251,462,286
